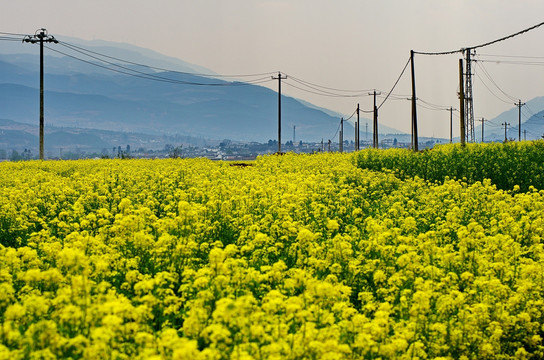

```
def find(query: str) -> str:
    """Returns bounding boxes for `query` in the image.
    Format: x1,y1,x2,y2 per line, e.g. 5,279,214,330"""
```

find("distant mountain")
473,96,544,141
0,35,214,75
0,35,407,152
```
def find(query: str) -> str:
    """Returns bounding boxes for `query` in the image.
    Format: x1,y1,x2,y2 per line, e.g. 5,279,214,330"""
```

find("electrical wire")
0,38,23,42
478,53,544,59
0,31,27,36
283,73,375,95
377,56,411,110
327,109,357,141
474,70,512,104
45,45,274,87
344,108,358,122
58,41,277,79
329,118,342,141
417,98,451,111
282,79,367,98
474,57,518,103
476,59,544,66
414,20,544,56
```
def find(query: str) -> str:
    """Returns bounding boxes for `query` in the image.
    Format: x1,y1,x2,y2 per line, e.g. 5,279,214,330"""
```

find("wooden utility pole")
502,122,510,142
369,90,380,149
410,50,418,151
449,107,454,143
459,59,466,147
478,117,487,143
515,99,525,141
23,28,58,160
272,72,287,153
339,118,344,153
356,103,360,150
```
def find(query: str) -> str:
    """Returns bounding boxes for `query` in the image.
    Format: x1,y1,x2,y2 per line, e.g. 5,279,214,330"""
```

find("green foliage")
356,141,544,191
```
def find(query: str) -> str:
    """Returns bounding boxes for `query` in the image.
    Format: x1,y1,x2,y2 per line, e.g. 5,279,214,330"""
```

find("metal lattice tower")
464,48,475,143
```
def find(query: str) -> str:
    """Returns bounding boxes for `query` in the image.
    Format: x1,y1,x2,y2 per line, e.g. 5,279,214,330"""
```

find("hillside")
0,36,410,152
473,96,544,141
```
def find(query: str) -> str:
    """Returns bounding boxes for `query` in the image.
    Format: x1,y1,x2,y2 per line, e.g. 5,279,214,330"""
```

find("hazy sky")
3,0,544,138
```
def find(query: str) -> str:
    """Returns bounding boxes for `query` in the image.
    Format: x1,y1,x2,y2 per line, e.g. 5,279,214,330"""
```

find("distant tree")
167,144,183,158
220,140,231,151
22,149,32,160
393,138,398,147
9,150,22,161
126,144,131,154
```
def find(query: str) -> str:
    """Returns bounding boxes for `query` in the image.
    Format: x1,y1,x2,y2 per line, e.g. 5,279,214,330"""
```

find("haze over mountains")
1,36,543,156
0,36,404,155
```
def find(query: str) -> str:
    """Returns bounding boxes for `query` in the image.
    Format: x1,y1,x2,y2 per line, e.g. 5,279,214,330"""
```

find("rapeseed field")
0,146,543,359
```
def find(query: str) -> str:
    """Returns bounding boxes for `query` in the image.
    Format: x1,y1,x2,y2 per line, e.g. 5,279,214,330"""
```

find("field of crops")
1,145,543,359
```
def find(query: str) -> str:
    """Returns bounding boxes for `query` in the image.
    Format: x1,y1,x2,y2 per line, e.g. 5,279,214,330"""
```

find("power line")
377,56,411,110
475,59,544,66
416,98,451,111
0,31,27,36
474,57,518,103
476,53,544,59
474,70,512,104
45,45,274,87
329,118,343,142
343,108,358,122
57,40,277,79
282,80,370,98
283,73,375,95
414,20,544,55
0,37,23,42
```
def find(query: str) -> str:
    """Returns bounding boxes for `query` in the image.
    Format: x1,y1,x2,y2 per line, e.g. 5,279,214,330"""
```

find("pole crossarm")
23,28,58,45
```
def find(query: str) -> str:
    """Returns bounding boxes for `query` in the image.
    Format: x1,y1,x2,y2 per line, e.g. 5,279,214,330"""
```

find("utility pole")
502,122,510,142
464,48,475,143
365,122,368,142
23,28,58,160
321,138,324,152
339,118,344,153
293,125,296,143
515,99,525,141
449,107,454,143
369,90,381,149
272,72,287,153
356,103,360,150
478,117,487,143
328,139,331,152
459,59,466,147
410,50,418,151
